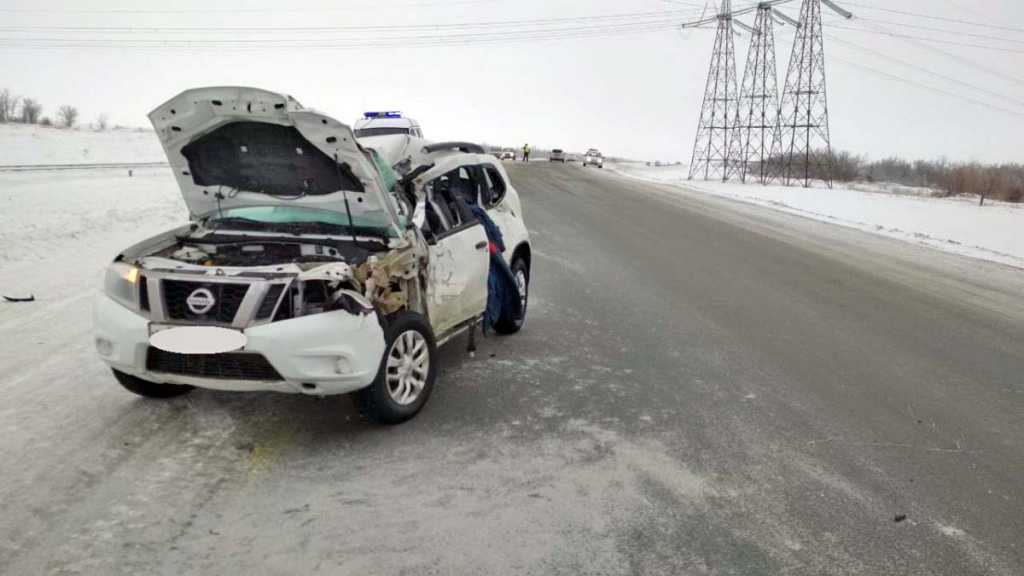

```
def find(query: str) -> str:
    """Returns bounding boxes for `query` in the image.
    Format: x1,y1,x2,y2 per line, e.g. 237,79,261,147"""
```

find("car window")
482,165,507,207
454,165,486,205
422,168,478,236
354,127,409,138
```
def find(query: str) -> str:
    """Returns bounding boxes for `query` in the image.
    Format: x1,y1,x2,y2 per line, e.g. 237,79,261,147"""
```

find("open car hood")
149,87,403,235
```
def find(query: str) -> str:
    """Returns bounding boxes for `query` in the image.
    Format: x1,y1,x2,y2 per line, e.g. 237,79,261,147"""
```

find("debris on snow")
3,294,35,303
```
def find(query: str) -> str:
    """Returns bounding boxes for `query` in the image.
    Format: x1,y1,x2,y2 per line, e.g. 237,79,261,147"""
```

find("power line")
839,2,1024,34
0,20,690,50
841,18,1024,88
826,34,1024,110
855,17,1024,46
827,25,1024,53
0,0,511,14
0,7,707,34
777,31,1024,119
0,6,719,49
828,54,1024,118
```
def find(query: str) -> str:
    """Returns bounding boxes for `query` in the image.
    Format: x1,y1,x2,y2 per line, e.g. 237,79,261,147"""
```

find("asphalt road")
1,162,1022,575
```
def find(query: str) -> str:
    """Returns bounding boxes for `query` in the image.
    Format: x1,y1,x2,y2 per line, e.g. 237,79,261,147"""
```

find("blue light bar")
363,111,402,119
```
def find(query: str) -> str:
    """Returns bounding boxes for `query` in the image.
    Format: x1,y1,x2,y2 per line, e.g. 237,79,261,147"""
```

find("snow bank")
608,162,1024,269
0,123,165,166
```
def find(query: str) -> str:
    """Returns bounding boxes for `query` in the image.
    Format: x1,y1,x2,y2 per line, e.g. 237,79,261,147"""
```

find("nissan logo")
186,288,216,315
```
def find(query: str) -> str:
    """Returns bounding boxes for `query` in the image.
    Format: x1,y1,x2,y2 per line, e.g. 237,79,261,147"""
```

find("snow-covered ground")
0,123,164,165
608,162,1024,269
0,124,182,307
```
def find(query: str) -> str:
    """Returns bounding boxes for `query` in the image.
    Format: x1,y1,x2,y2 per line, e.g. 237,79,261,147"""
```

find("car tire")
112,368,193,398
493,257,529,335
359,311,438,424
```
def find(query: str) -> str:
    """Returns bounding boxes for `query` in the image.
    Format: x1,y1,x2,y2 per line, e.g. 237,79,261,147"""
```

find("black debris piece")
3,294,35,303
894,514,907,523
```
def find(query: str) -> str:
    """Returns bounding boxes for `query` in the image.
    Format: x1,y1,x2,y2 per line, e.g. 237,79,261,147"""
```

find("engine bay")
153,236,373,268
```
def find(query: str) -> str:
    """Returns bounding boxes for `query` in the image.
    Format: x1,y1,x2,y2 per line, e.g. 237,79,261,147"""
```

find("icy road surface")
1,163,1023,575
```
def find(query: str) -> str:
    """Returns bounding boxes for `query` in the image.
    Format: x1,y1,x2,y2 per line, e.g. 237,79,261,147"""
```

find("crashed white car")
93,87,531,423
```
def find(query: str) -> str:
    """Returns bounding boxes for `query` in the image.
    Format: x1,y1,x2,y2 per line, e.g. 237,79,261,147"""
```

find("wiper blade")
207,216,268,230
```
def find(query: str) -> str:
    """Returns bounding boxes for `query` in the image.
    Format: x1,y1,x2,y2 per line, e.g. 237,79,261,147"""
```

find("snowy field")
0,125,182,320
608,162,1024,269
0,123,165,166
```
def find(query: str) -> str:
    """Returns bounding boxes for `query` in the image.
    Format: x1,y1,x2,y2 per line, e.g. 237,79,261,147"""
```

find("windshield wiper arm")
206,216,269,231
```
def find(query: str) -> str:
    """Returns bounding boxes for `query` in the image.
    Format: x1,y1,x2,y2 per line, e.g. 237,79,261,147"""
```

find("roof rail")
421,141,486,154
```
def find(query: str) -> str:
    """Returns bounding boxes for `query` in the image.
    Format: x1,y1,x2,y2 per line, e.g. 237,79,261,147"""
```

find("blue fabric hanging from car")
470,205,522,332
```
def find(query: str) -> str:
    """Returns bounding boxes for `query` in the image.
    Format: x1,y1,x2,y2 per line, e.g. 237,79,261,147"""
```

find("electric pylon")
771,0,834,187
688,0,742,182
728,4,780,184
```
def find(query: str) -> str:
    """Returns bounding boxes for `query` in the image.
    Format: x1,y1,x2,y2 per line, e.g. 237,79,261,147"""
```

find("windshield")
354,127,411,138
205,206,397,239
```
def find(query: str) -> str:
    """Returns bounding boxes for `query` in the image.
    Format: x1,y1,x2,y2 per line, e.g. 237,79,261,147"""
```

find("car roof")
361,135,498,175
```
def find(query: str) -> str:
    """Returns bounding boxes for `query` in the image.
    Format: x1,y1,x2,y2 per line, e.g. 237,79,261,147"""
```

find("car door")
422,168,489,335
478,162,525,260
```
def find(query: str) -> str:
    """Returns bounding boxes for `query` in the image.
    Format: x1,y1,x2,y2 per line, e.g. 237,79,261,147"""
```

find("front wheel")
359,312,438,424
493,257,529,334
112,369,193,398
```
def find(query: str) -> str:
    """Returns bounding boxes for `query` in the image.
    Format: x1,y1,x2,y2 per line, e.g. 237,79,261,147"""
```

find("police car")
353,111,424,139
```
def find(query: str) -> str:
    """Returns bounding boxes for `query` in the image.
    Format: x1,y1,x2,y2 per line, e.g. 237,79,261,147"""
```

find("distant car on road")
353,111,423,139
583,149,604,168
500,149,515,161
549,149,567,163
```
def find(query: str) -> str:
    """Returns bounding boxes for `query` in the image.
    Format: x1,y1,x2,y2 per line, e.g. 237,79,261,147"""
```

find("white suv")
93,87,531,424
583,149,604,168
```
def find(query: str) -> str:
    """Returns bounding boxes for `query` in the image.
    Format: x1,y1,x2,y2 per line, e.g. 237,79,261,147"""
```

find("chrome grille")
162,279,249,324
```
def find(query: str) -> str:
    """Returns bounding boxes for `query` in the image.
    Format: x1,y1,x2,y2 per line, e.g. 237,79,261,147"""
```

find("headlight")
104,262,141,310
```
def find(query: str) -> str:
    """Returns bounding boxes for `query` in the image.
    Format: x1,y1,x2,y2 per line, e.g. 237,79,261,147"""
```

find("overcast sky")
1,0,1022,163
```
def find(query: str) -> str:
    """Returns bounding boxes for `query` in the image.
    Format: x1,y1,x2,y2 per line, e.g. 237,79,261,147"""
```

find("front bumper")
93,293,386,395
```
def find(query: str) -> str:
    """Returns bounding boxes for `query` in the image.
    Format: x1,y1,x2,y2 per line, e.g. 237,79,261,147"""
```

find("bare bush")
757,149,1023,202
40,116,52,126
20,98,42,124
57,105,78,128
96,113,109,131
831,150,863,182
0,89,19,123
846,153,1023,202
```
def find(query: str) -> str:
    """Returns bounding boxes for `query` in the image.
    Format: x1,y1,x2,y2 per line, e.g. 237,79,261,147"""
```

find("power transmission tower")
688,0,742,182
771,0,850,187
728,4,781,184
